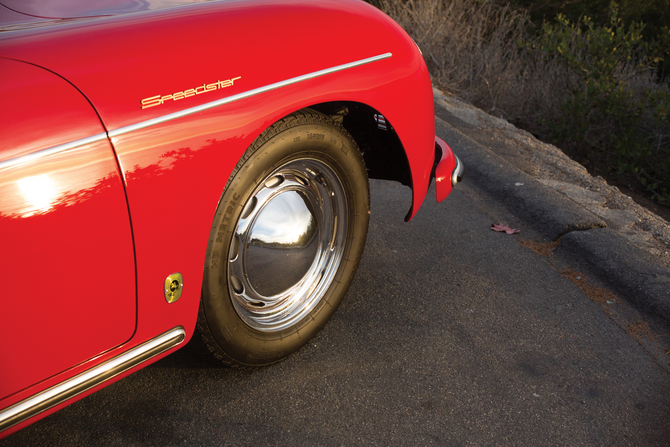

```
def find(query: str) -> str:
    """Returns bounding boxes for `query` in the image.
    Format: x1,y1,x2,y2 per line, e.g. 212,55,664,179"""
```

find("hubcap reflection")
228,159,347,332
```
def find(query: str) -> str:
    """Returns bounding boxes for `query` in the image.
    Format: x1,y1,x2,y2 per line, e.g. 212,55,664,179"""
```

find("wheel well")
309,102,412,188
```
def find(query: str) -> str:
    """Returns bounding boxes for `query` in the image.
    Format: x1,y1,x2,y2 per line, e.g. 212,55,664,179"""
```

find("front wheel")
198,109,369,366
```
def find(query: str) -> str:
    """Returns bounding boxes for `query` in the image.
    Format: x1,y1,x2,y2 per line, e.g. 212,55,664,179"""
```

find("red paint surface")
0,60,136,400
0,59,104,162
0,0,454,435
435,136,457,203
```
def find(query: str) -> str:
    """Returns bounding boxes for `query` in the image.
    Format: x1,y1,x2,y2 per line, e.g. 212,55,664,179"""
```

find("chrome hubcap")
228,159,347,332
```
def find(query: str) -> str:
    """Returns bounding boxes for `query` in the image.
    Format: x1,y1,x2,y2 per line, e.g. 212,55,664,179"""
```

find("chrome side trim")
0,53,391,171
0,326,185,433
109,52,393,138
0,133,108,171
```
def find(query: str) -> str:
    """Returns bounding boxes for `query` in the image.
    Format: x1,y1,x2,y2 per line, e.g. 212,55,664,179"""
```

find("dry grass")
378,0,565,128
378,0,667,147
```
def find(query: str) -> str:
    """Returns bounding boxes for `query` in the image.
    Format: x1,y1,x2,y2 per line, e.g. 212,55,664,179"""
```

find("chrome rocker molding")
0,326,186,434
0,53,392,171
451,155,464,187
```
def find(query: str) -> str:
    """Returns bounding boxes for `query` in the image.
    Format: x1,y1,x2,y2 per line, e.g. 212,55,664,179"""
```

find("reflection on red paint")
0,141,136,400
16,174,58,216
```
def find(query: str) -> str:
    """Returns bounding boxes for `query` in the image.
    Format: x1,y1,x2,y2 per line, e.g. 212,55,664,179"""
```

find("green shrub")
530,3,670,201
375,0,670,204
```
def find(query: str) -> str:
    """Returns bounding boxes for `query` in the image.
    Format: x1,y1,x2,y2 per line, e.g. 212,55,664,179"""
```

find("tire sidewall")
202,116,369,366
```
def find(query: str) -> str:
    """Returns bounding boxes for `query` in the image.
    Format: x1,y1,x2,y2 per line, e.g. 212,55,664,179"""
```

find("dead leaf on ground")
491,223,520,234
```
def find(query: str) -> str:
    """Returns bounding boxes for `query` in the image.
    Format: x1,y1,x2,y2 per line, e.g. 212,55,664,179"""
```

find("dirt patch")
561,269,618,306
626,319,656,343
561,269,669,365
519,239,559,257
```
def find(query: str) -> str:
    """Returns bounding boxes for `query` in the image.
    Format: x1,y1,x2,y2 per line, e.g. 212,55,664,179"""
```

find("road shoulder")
433,87,670,336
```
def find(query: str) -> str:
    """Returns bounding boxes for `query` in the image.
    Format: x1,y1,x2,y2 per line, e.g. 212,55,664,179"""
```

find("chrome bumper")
451,154,464,187
434,136,463,202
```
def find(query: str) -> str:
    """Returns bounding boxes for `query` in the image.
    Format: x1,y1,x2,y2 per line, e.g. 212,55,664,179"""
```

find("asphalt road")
3,119,670,446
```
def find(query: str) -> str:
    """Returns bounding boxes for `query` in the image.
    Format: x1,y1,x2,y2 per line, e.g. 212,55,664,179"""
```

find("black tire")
198,109,370,367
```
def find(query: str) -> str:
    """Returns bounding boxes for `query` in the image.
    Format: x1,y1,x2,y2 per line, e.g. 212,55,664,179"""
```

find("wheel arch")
309,101,413,191
198,108,370,366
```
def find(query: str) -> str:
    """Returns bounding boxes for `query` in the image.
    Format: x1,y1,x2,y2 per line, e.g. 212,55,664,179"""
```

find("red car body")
0,0,460,438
